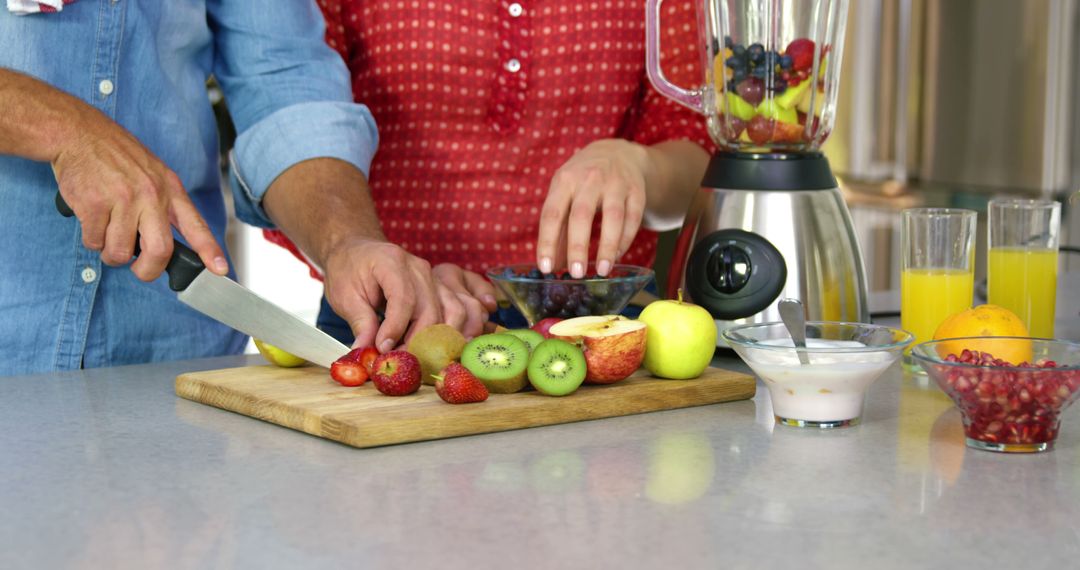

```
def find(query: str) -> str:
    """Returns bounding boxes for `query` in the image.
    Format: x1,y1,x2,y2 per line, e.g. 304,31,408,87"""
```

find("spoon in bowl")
778,298,811,365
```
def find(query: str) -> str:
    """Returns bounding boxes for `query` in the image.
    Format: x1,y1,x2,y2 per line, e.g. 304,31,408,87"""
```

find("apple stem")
677,288,684,303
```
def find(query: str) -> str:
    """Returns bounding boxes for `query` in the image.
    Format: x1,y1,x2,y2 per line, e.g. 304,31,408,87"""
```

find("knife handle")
55,192,205,292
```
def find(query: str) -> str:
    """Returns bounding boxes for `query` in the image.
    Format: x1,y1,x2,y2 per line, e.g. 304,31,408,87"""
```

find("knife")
56,193,349,368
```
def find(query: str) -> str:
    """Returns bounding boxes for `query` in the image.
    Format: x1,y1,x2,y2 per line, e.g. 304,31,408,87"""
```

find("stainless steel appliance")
647,0,869,342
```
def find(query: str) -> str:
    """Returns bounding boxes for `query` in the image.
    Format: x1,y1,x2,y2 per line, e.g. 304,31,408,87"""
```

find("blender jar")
647,0,849,153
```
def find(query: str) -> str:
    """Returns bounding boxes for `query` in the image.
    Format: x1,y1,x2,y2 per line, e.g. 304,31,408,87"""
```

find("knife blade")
56,193,349,368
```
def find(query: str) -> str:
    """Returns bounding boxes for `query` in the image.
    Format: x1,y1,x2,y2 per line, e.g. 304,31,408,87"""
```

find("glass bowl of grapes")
911,337,1080,453
486,264,654,326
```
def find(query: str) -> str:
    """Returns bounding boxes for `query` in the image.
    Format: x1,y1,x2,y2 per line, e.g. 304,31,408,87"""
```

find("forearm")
0,68,87,162
260,157,386,267
641,139,709,223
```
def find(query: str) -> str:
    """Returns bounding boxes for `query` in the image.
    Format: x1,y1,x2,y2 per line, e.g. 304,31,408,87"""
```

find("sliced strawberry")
330,348,371,387
357,346,379,374
434,363,489,404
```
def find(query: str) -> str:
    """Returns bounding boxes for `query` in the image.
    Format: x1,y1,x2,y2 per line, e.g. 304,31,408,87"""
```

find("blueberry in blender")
526,268,543,279
747,43,765,63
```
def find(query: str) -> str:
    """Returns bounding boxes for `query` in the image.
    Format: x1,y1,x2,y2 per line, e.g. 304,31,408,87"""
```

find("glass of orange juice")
900,208,977,371
988,198,1061,338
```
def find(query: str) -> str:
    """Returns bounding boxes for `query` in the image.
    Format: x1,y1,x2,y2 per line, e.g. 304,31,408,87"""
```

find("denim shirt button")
81,267,97,284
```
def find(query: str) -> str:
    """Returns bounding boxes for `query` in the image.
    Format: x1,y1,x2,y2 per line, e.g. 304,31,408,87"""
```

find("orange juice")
901,268,974,351
988,247,1058,338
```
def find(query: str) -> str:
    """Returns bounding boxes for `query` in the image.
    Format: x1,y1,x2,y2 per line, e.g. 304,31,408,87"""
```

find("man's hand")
322,238,444,352
0,68,227,281
262,159,496,352
536,139,648,279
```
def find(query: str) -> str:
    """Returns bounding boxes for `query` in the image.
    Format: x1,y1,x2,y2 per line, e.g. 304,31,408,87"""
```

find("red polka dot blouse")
264,0,713,279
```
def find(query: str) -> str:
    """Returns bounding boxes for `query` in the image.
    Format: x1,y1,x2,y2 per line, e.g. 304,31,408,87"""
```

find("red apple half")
549,316,647,384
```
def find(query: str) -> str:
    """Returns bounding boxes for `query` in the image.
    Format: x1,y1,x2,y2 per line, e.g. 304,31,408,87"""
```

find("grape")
736,78,765,106
724,116,747,139
746,115,775,145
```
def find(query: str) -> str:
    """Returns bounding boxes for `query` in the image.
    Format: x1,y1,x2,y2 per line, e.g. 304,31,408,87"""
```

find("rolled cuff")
229,100,379,228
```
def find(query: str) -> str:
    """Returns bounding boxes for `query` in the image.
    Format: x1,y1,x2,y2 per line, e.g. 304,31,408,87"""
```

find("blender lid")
702,152,837,191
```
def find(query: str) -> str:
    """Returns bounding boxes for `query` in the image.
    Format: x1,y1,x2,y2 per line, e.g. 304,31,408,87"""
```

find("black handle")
55,192,205,291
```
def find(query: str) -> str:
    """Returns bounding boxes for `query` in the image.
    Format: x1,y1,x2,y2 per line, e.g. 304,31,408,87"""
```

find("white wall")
233,224,324,353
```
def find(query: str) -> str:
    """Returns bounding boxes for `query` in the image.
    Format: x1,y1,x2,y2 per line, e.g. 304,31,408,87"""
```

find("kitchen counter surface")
3,281,1079,568
5,358,1079,569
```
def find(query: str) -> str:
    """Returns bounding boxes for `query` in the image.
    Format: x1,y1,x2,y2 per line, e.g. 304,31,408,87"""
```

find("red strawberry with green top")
785,38,816,72
434,363,489,404
371,350,422,396
330,348,372,387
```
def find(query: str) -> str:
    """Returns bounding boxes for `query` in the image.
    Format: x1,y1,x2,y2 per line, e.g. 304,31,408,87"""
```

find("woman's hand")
535,139,649,279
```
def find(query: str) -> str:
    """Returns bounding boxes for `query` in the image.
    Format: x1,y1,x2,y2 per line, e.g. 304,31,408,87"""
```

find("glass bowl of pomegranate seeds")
912,338,1080,453
487,264,653,325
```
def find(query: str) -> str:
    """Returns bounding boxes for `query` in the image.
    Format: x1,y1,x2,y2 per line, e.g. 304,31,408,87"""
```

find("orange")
932,304,1032,364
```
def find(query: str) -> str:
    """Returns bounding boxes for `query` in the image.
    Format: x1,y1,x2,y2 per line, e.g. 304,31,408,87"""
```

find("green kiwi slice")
527,339,587,397
460,334,530,393
502,328,544,352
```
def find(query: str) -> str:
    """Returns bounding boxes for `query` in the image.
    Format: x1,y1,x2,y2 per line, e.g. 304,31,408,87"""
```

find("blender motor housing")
669,152,870,342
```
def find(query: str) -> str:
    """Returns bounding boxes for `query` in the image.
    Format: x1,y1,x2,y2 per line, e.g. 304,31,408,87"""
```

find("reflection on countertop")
3,344,1080,569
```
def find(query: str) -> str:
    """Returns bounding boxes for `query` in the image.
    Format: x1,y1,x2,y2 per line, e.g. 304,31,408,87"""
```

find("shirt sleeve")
208,0,378,228
625,0,716,154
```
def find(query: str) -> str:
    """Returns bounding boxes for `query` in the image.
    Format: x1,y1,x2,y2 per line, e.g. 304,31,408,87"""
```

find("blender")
646,0,869,343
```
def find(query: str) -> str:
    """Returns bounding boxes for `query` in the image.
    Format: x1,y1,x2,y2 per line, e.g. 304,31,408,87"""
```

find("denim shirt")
0,0,379,375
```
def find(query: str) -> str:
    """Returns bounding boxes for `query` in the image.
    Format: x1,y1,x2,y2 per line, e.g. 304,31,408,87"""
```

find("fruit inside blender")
714,36,831,150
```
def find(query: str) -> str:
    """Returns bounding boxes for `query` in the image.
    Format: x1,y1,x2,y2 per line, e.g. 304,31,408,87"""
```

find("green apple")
637,290,716,379
756,99,798,125
254,338,306,368
725,92,756,121
775,76,811,110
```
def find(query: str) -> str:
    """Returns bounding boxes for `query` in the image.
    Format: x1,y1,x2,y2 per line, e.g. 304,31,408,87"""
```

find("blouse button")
508,3,523,17
506,59,521,73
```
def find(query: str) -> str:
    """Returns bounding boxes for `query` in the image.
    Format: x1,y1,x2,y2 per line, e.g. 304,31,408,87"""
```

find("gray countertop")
3,354,1080,569
3,276,1079,569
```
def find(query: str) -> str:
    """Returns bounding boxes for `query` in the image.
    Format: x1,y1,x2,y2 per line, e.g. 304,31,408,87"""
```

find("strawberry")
785,38,816,72
357,346,379,374
371,350,422,396
434,363,489,404
330,348,372,387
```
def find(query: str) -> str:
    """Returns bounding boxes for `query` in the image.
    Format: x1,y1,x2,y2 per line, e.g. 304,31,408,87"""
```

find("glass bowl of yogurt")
722,322,914,428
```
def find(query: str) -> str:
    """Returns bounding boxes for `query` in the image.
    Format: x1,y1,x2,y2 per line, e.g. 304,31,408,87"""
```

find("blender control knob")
708,245,752,293
684,229,787,321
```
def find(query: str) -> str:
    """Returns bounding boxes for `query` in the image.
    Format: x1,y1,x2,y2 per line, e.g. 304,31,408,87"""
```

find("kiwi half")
407,324,468,385
527,339,587,397
503,328,544,352
461,334,530,393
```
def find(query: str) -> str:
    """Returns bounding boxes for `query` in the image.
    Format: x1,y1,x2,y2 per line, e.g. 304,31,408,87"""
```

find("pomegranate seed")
934,349,1076,446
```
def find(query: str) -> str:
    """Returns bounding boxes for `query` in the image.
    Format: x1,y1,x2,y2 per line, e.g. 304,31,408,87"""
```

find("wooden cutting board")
175,365,755,448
